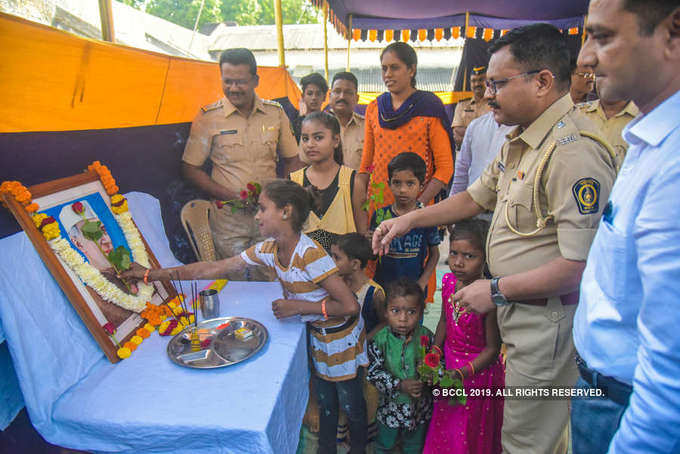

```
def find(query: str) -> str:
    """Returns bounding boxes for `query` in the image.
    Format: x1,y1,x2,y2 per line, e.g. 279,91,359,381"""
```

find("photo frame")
1,170,177,363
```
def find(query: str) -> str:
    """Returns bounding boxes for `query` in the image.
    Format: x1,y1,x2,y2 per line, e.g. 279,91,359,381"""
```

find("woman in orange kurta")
358,42,454,216
357,42,454,302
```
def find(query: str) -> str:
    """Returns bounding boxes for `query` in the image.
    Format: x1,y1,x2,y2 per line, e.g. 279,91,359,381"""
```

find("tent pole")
346,15,352,71
98,0,114,42
463,12,469,91
324,3,329,81
189,0,206,51
274,0,286,67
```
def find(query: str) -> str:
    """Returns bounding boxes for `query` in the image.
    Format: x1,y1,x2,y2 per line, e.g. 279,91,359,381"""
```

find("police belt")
514,290,579,306
309,316,357,335
575,352,633,406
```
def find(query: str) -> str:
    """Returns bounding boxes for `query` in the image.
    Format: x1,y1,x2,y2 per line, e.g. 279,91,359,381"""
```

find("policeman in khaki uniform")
577,97,639,171
328,71,365,170
452,66,492,147
182,48,300,281
372,25,617,454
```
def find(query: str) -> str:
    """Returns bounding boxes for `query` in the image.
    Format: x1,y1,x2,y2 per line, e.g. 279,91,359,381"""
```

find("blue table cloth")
0,192,309,453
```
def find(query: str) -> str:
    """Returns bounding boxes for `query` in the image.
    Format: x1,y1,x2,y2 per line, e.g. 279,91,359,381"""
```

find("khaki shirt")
452,97,491,129
577,99,639,169
467,94,617,278
182,96,298,192
339,111,365,170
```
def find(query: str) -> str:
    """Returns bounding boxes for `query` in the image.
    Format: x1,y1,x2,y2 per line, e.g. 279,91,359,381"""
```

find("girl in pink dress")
424,219,504,454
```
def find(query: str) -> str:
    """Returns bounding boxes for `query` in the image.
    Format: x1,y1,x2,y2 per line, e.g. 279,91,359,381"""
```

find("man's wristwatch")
490,278,511,307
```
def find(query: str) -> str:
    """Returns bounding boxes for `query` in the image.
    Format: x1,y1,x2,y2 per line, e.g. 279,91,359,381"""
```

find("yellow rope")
580,130,617,162
504,141,557,237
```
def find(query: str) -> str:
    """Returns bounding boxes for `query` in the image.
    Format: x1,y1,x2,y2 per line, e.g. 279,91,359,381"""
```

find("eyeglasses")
485,70,541,94
575,72,595,80
223,78,254,87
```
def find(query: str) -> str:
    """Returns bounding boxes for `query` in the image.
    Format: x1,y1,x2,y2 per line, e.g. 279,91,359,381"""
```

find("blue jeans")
571,376,628,454
314,370,367,454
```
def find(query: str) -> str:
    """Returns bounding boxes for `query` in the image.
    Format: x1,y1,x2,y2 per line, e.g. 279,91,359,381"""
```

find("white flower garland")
115,212,150,268
48,210,155,313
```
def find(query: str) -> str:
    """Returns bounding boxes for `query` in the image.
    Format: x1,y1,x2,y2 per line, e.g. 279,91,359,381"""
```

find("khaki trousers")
497,298,578,454
209,204,275,282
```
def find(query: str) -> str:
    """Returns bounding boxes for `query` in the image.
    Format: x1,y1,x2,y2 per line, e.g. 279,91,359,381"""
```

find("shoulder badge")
262,99,283,109
572,177,600,215
200,99,222,113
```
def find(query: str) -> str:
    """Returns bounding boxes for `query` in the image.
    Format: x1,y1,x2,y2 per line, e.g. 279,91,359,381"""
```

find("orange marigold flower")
136,328,151,339
106,185,119,195
124,341,138,352
25,202,39,212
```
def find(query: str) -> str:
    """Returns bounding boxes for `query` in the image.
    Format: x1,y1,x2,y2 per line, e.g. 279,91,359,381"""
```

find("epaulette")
200,99,223,113
354,111,365,120
262,99,283,109
575,100,594,110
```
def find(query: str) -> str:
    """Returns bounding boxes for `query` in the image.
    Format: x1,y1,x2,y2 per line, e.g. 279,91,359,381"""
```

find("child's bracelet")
432,345,443,356
143,269,150,285
468,361,475,376
321,297,328,320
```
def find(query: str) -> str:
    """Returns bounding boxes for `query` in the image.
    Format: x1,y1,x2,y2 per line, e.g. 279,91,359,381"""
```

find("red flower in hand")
103,322,116,335
215,201,225,209
246,183,256,193
420,335,429,347
239,190,249,200
424,352,441,368
72,201,84,214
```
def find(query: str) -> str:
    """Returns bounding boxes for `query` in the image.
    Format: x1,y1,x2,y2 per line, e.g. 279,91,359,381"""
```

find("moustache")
333,100,348,105
488,101,500,109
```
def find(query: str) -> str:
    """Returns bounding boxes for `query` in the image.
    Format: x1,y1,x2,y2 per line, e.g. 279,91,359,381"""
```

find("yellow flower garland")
3,164,167,360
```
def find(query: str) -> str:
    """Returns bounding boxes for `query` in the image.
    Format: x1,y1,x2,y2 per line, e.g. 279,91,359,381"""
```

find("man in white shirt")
572,1,680,453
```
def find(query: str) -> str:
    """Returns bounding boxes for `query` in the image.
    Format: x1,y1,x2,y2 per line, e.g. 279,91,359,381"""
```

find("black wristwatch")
490,278,511,307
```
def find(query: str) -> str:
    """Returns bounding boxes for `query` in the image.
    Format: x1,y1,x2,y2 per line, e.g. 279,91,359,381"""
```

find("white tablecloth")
0,192,309,453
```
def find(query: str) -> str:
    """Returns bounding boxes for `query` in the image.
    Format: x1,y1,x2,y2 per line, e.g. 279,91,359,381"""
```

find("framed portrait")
1,169,176,363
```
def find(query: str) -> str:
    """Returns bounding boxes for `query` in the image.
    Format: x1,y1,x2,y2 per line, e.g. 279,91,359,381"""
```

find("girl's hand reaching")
119,262,149,280
271,299,301,319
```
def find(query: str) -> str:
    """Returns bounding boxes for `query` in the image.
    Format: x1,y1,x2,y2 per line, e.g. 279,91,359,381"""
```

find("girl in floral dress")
424,219,504,454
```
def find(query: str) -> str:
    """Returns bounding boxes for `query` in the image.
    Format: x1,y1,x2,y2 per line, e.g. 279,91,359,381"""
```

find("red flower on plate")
103,322,116,335
424,352,440,368
239,190,249,200
420,335,429,347
72,201,84,214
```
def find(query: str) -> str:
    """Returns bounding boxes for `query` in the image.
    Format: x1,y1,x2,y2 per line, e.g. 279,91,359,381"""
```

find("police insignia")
572,178,600,215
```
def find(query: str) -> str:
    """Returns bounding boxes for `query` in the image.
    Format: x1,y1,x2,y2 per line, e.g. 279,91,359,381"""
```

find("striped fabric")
241,234,337,323
241,234,368,381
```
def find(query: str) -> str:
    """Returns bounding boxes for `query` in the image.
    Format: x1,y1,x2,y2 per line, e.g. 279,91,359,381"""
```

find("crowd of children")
128,118,504,453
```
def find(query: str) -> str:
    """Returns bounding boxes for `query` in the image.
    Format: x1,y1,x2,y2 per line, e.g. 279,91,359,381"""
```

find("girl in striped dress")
123,179,367,454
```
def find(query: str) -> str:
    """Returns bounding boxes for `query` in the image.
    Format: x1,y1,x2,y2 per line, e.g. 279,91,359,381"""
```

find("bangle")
321,297,328,320
432,345,443,356
143,269,150,285
454,368,464,381
468,361,475,376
